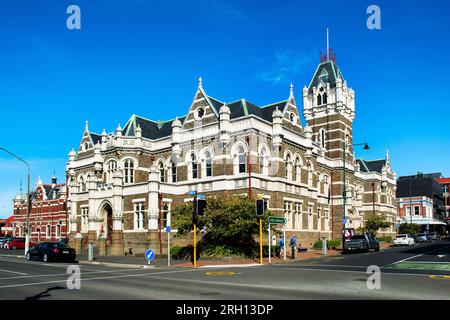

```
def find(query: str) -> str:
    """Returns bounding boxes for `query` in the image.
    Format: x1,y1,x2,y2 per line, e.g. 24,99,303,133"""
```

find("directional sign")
188,191,197,196
145,249,156,261
268,216,287,225
197,194,206,200
166,226,171,233
342,218,347,225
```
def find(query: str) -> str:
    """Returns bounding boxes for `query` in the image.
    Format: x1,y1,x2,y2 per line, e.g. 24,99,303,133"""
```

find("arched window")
237,146,247,174
171,161,177,183
191,153,198,179
319,129,326,148
317,94,322,106
285,154,292,180
56,224,61,238
323,175,330,195
323,93,327,104
78,176,86,192
158,161,165,183
307,162,312,186
105,160,117,183
259,148,268,176
46,224,51,239
124,159,135,184
204,151,213,177
294,158,301,182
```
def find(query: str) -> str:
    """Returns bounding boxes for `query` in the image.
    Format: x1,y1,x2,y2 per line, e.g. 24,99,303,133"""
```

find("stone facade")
66,54,397,255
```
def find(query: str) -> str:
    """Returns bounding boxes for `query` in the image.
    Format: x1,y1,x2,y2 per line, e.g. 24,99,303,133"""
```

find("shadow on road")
24,286,66,300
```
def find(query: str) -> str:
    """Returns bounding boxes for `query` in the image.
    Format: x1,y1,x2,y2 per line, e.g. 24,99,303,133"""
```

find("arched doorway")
101,202,113,245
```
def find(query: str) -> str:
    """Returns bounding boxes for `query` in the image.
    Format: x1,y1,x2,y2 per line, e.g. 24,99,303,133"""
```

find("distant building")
435,177,450,227
12,176,67,242
0,216,15,236
396,172,446,232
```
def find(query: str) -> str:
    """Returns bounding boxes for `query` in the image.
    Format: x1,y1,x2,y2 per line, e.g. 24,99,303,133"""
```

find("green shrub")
170,245,183,259
377,236,392,242
201,245,243,257
313,239,341,249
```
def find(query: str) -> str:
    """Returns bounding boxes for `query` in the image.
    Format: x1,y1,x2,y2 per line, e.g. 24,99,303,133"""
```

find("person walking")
290,234,297,259
278,236,285,257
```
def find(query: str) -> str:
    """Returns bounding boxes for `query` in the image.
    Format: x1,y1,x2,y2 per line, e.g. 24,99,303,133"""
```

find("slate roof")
122,115,186,140
120,96,290,140
357,159,386,173
90,133,102,145
308,60,344,94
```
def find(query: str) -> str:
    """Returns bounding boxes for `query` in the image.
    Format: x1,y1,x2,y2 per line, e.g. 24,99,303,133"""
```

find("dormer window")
289,112,297,125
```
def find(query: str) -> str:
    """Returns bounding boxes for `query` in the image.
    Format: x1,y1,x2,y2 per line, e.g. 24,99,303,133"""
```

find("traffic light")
192,197,207,224
256,199,267,217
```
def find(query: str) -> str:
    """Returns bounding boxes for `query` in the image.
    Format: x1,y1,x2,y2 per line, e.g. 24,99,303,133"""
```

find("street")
0,240,449,300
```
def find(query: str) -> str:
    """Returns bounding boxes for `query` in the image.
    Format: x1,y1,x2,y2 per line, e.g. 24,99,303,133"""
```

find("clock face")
195,107,205,120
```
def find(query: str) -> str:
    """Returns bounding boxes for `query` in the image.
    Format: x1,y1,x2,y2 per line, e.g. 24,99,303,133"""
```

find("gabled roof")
122,114,186,140
308,60,344,94
223,98,287,122
357,159,386,173
90,132,102,145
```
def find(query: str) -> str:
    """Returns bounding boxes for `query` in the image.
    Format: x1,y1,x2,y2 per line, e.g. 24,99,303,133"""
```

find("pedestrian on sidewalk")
290,235,297,259
278,236,285,257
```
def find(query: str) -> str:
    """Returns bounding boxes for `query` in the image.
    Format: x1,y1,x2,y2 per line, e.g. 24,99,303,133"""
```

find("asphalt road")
0,240,449,300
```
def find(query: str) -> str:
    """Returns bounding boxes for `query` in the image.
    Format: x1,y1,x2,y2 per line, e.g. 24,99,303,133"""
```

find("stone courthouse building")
66,51,397,255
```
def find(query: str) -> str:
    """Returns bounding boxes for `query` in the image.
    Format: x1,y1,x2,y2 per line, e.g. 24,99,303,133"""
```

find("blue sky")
0,0,449,217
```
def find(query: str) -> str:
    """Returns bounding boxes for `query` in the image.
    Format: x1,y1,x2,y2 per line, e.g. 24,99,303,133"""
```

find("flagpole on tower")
326,28,330,60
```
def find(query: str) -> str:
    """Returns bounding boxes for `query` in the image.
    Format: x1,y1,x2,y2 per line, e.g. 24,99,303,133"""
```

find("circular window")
289,112,297,125
194,107,206,121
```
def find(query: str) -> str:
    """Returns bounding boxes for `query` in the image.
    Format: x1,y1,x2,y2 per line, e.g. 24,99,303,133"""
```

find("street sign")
342,218,347,225
268,216,287,225
166,226,171,233
188,191,197,196
197,194,206,200
145,249,155,261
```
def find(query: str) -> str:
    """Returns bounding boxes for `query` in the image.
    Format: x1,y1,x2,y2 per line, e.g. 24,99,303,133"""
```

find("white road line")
0,269,27,276
0,268,196,289
384,245,450,268
0,268,148,281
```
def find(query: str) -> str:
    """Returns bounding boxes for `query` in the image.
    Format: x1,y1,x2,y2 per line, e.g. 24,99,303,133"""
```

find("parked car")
57,237,69,245
343,233,380,253
428,232,441,241
415,233,432,243
26,242,76,263
0,236,13,249
4,237,36,250
393,234,415,246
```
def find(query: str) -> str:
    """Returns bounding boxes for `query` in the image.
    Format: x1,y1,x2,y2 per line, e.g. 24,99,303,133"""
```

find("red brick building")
13,176,68,243
436,177,450,226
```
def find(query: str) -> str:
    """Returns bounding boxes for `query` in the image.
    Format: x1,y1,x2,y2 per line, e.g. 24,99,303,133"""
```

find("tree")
398,223,421,235
365,214,391,236
172,195,272,257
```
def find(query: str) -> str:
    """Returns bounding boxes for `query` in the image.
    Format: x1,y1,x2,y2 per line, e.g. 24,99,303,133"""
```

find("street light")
342,141,369,250
0,147,31,256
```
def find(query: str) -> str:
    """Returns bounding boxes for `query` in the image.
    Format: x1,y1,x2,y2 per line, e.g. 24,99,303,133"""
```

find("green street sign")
268,216,287,225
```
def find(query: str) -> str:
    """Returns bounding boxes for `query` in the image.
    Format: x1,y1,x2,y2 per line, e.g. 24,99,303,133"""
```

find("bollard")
88,242,94,261
322,238,327,256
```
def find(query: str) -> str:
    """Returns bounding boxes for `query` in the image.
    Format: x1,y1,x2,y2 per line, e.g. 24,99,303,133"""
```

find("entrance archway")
101,202,113,245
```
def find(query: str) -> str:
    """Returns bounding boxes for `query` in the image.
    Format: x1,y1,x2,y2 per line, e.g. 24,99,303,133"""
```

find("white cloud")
255,49,314,85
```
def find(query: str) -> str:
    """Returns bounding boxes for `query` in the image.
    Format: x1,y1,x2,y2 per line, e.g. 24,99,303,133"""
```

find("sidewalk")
76,253,181,268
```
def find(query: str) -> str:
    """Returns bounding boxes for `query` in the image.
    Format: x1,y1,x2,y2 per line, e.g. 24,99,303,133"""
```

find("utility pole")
0,147,31,255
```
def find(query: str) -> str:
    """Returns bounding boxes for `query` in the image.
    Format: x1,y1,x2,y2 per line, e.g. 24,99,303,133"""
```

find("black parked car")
343,233,380,253
26,242,76,263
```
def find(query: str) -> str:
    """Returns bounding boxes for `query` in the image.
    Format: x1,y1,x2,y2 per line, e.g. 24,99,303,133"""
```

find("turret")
219,104,231,146
171,117,182,158
272,107,283,150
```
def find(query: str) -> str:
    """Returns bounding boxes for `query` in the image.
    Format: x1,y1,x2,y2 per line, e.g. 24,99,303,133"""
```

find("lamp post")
0,147,31,256
342,142,369,250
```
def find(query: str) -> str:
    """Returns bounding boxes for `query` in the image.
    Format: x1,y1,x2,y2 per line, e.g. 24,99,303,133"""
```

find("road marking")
0,268,146,281
430,275,450,280
205,271,235,276
0,267,197,289
0,269,27,276
384,244,450,268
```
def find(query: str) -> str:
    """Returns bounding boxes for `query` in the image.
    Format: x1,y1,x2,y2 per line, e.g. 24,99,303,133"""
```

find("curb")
78,260,155,269
0,254,26,259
